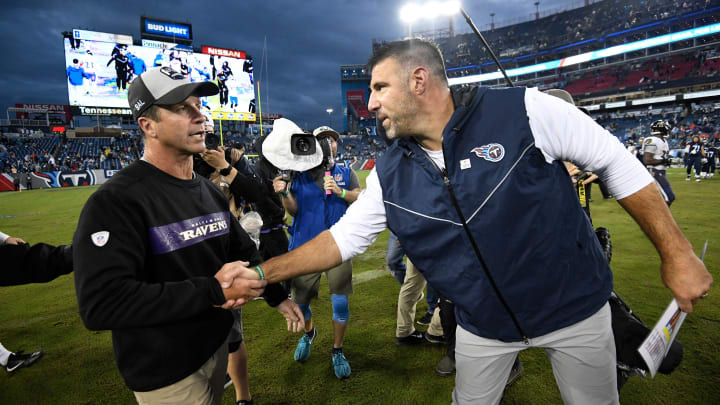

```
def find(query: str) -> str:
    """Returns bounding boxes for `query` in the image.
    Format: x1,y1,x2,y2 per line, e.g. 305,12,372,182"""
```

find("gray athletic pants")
452,302,618,405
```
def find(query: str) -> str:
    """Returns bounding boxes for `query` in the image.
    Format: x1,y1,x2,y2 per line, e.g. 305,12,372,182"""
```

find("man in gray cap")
73,67,303,405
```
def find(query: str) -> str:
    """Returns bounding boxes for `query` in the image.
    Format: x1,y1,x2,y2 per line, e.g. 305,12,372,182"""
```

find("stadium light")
398,1,514,87
399,1,461,23
326,108,334,127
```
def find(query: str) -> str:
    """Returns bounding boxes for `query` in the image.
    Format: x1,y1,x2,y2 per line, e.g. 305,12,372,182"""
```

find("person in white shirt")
642,120,675,205
233,38,712,405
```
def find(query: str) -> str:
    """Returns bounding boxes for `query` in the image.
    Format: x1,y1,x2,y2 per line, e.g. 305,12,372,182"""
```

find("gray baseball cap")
128,67,219,120
313,126,340,141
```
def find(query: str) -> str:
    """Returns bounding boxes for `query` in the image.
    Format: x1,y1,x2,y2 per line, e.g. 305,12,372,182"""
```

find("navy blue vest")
376,87,612,342
288,165,351,250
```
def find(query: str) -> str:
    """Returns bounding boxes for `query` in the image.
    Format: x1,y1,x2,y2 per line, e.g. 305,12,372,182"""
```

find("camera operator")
196,115,265,219
272,126,361,380
196,112,298,405
251,136,291,281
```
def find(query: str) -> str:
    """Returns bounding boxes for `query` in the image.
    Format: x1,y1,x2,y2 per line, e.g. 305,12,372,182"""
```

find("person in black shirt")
1,231,73,374
73,67,304,405
217,71,230,107
243,59,254,85
107,47,130,91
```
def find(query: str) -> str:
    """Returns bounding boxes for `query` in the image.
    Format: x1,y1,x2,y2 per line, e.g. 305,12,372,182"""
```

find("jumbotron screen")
63,37,255,114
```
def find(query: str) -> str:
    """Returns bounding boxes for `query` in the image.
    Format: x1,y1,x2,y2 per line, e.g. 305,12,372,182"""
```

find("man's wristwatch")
219,165,232,176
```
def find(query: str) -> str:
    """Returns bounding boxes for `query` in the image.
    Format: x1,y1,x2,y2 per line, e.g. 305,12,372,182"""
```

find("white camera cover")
262,118,323,171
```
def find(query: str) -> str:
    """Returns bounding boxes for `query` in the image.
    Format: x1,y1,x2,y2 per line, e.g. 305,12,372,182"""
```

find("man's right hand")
215,261,267,309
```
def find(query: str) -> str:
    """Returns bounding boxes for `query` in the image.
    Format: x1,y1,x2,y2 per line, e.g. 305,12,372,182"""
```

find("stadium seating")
4,1,720,178
440,0,714,71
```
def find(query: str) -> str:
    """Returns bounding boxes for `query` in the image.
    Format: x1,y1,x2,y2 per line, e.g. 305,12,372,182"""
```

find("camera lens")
297,138,311,153
290,133,316,156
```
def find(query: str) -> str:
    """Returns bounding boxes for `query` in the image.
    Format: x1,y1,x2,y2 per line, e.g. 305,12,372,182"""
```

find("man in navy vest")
272,125,362,380
244,39,712,404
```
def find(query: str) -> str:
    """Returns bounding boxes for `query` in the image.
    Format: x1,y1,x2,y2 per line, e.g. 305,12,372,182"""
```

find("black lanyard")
415,141,529,344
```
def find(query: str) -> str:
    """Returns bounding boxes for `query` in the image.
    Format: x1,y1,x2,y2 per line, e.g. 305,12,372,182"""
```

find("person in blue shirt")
66,59,89,104
272,125,361,380
128,52,147,82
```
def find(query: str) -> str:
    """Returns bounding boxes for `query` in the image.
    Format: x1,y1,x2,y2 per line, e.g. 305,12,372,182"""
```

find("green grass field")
1,168,718,404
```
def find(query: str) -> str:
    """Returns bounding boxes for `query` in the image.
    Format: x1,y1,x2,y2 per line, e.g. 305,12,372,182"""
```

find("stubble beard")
386,92,419,140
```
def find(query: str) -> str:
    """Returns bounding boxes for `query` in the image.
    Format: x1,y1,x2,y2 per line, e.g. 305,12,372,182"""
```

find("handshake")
214,260,264,308
214,260,305,333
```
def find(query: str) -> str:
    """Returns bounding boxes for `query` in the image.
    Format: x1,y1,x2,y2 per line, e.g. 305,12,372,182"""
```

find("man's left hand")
662,253,713,312
275,299,306,333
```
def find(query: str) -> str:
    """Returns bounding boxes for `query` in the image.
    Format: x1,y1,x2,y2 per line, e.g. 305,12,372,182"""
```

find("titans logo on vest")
471,143,505,162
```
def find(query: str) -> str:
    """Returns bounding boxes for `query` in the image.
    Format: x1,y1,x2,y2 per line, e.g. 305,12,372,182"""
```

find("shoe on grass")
416,312,433,326
294,327,317,362
435,355,455,377
396,330,424,345
332,351,351,379
424,331,445,345
4,350,44,373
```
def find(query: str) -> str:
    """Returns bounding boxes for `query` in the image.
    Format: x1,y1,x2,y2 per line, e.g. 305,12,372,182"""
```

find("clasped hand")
214,260,266,309
214,261,305,332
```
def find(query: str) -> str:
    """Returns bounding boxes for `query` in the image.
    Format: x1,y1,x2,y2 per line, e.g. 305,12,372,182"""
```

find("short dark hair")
367,38,448,86
137,105,160,139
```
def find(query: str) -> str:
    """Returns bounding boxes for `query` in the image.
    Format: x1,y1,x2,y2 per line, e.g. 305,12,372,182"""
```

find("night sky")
0,0,573,129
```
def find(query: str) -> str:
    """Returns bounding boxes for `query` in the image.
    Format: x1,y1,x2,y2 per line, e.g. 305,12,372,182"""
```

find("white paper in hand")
637,299,687,378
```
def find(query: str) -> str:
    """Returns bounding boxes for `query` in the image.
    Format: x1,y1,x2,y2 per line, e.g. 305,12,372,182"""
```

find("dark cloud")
0,0,576,128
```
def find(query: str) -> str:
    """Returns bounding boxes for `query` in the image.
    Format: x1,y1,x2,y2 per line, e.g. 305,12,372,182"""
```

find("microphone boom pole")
459,8,514,88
